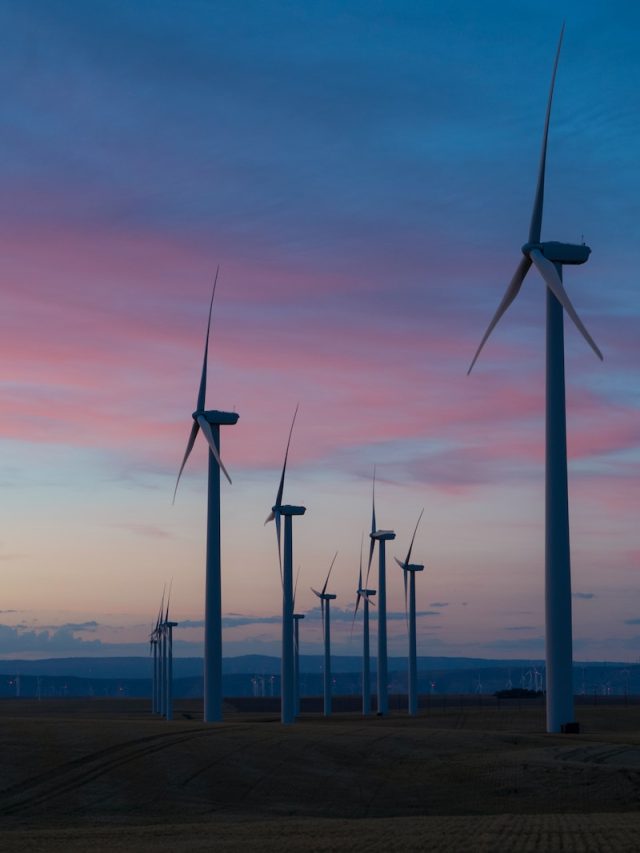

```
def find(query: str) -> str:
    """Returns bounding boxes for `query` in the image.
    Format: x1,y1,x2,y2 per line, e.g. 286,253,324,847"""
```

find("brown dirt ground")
1,699,639,851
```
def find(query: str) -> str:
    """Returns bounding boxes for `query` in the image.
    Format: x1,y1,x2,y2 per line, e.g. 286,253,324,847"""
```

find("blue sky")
0,0,638,659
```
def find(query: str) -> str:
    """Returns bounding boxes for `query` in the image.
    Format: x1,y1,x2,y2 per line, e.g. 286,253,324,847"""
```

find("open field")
1,699,640,851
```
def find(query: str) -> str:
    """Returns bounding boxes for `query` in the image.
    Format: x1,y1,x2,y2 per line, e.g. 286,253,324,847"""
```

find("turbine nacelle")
371,529,396,541
192,410,240,426
395,559,425,573
521,241,591,266
274,504,307,517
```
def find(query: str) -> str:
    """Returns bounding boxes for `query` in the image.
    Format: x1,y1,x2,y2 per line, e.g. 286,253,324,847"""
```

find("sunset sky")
1,0,639,661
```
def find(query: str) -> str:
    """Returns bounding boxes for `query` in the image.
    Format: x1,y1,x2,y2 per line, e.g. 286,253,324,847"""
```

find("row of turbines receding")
159,25,603,734
153,442,427,723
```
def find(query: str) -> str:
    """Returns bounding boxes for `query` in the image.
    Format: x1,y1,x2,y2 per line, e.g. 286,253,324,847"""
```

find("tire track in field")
235,724,366,803
0,725,234,816
178,725,282,787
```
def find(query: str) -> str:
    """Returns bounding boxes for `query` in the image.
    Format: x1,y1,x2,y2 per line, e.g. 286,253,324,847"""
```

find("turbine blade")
366,538,376,588
156,584,166,633
323,551,338,595
403,568,409,633
275,510,283,586
165,578,173,623
366,466,377,584
310,587,323,598
264,510,275,525
529,249,603,360
372,465,377,533
394,557,406,570
351,536,365,640
468,256,532,374
196,267,220,412
173,421,200,503
293,565,301,610
197,414,233,484
275,403,299,510
405,508,425,567
350,590,362,640
529,24,564,244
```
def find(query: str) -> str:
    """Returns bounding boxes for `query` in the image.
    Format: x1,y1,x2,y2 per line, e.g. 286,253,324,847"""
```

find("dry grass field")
1,698,640,851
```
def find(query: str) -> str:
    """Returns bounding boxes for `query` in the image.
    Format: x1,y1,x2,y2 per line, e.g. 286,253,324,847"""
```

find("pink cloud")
0,222,637,492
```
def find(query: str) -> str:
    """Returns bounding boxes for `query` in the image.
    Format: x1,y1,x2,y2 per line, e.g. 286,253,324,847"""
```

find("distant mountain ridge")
0,654,624,679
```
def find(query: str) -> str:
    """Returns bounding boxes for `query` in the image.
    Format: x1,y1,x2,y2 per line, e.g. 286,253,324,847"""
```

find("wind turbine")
468,25,602,734
159,619,167,717
151,587,165,715
149,602,161,715
163,593,178,722
367,468,395,715
149,630,157,714
292,567,305,716
395,509,425,716
353,533,376,715
311,552,338,717
265,406,305,725
173,270,239,723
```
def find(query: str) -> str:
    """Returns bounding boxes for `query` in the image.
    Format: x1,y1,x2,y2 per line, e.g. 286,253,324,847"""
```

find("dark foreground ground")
1,698,639,851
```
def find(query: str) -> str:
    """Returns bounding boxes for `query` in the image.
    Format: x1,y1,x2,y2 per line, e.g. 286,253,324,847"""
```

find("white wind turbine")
265,406,305,725
395,509,425,716
468,25,602,734
149,592,163,715
311,552,338,717
173,270,239,723
163,592,178,722
353,533,376,716
367,468,395,715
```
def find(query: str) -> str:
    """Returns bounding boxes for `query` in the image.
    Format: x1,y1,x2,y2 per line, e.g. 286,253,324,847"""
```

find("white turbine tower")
173,270,239,723
312,553,338,717
395,509,425,717
149,596,163,715
353,533,376,716
265,406,305,725
164,607,178,720
468,25,602,734
151,587,166,716
292,567,305,716
367,468,395,715
158,583,178,721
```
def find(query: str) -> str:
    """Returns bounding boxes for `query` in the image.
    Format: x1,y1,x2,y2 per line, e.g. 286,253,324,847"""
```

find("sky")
1,0,639,662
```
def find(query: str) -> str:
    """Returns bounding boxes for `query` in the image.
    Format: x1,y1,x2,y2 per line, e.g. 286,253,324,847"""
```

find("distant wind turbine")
312,552,338,717
467,24,601,734
265,406,305,725
353,533,376,716
367,468,395,715
163,588,178,722
395,509,425,716
173,270,239,723
149,590,164,715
